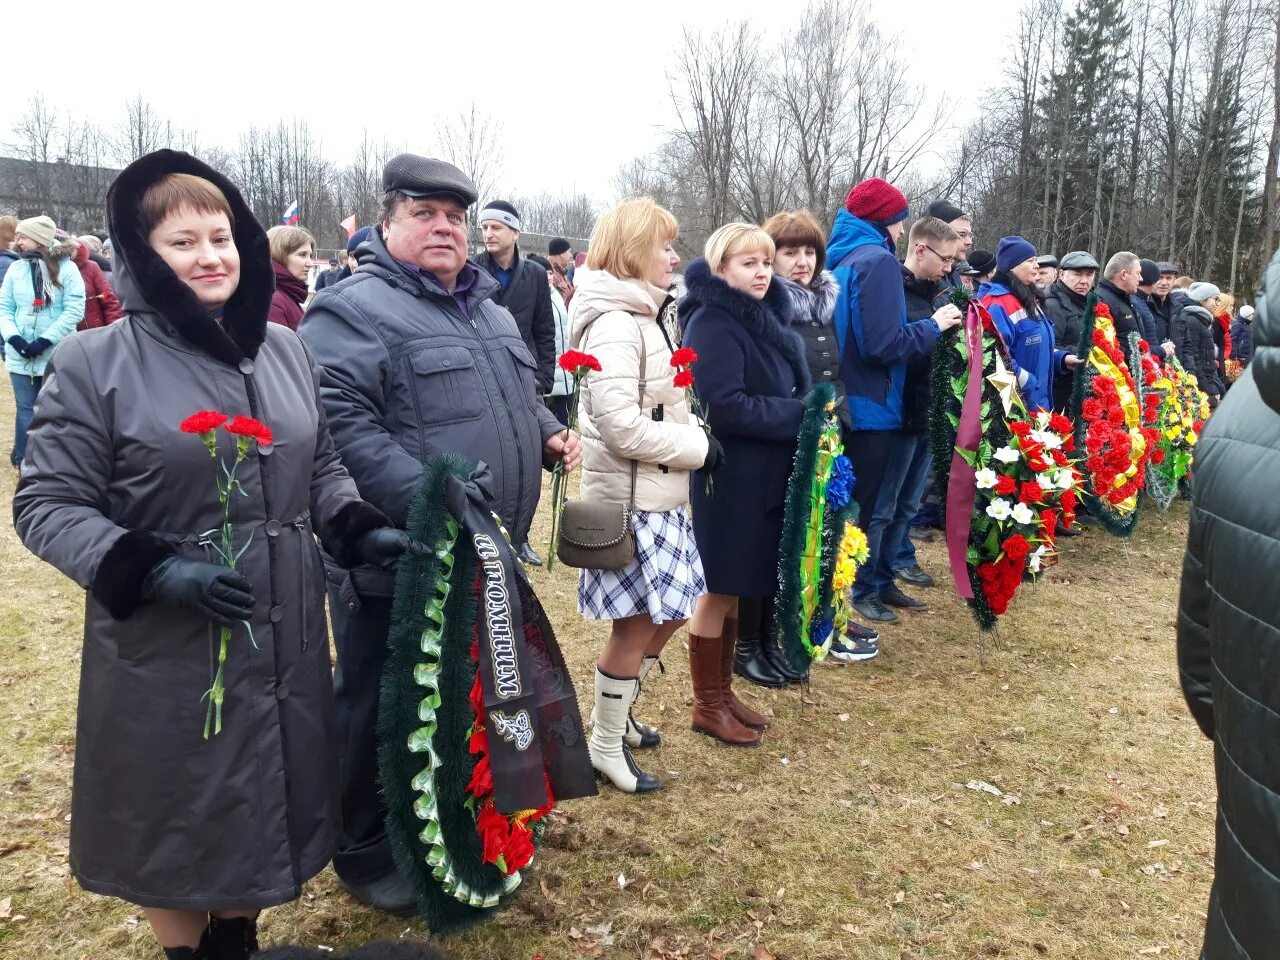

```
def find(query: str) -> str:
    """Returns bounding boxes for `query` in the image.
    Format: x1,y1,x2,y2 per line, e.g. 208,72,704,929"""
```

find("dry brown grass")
0,388,1214,960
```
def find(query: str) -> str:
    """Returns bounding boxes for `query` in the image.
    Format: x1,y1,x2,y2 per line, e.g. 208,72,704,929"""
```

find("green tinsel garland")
1068,292,1141,538
378,454,518,934
928,286,974,503
777,383,837,671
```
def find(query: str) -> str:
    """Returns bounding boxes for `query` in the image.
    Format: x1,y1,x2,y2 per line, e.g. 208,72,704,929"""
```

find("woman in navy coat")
679,223,809,748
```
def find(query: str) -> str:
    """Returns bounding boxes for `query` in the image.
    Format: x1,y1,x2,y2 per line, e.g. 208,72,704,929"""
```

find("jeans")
10,373,43,467
872,432,932,574
844,429,895,602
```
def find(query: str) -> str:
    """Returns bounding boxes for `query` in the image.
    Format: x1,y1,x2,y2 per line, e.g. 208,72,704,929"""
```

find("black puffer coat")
779,271,849,430
1174,296,1221,398
900,265,943,432
1178,247,1280,959
1044,281,1089,410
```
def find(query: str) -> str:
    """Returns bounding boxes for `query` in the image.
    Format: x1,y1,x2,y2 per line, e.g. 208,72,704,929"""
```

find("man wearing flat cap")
1035,254,1059,298
300,154,581,915
1043,250,1099,409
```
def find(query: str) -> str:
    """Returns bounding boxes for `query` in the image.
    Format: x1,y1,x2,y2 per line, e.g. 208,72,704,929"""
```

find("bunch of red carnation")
465,641,553,876
976,534,1032,615
557,350,601,376
670,346,697,389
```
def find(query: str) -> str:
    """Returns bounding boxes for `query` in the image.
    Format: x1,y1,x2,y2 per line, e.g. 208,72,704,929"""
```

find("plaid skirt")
578,506,705,624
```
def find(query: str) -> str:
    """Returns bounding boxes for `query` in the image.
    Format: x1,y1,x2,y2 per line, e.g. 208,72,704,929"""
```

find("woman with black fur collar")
680,223,810,748
12,151,419,960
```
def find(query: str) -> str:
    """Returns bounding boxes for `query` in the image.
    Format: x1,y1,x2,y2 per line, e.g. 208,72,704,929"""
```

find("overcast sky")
5,0,1025,200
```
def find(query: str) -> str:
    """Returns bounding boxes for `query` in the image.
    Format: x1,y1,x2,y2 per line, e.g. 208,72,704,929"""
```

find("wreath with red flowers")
1069,297,1158,537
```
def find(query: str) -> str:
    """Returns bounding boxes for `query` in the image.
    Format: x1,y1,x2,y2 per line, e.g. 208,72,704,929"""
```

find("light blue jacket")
0,242,86,377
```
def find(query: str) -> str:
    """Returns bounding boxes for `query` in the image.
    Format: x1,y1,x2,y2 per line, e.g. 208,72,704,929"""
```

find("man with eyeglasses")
926,199,974,290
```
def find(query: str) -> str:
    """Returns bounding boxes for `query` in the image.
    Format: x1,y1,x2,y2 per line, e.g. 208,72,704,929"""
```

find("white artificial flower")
1030,429,1063,450
1028,545,1048,574
975,468,999,489
1035,410,1052,430
986,498,1013,521
993,446,1021,464
1011,502,1037,526
1055,469,1077,490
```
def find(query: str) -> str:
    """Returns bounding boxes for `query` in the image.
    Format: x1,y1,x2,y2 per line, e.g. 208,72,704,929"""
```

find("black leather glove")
698,434,725,474
356,527,429,571
27,337,51,357
143,557,256,626
7,336,31,357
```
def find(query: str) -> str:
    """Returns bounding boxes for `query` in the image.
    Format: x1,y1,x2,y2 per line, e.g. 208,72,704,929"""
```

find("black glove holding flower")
356,528,431,571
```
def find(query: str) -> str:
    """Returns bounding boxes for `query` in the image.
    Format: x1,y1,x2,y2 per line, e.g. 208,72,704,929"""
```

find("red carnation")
1019,480,1045,504
1002,534,1031,561
1086,454,1104,473
469,674,484,718
557,350,602,374
1063,434,1076,453
180,410,228,435
1108,407,1126,426
1049,412,1073,434
504,820,536,872
466,753,493,798
673,369,695,389
669,347,698,367
995,474,1017,496
476,802,511,865
1092,329,1108,348
1138,339,1150,352
225,415,273,446
1151,447,1166,464
1094,303,1113,319
1009,420,1032,438
1081,398,1102,421
1193,420,1205,434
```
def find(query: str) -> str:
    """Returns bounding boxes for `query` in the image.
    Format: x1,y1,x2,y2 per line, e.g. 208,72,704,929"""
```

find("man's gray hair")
381,189,411,223
1103,251,1140,279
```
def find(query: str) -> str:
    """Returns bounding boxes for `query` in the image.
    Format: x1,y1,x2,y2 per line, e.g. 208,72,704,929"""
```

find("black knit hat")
479,200,521,231
967,248,996,275
925,199,966,223
1139,258,1161,286
548,237,571,256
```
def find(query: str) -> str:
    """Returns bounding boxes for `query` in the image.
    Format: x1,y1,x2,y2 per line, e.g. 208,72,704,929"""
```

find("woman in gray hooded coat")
12,150,417,960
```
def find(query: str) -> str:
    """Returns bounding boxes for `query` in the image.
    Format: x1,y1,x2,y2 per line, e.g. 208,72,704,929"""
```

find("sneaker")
844,620,880,643
853,597,898,623
894,564,935,588
829,632,879,662
881,585,928,610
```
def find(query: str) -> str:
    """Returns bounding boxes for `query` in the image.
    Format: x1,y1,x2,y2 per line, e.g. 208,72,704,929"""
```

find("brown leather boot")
689,631,760,746
721,618,771,731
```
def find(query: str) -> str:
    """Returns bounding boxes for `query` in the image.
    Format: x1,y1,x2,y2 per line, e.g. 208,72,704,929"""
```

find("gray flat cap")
1036,254,1059,268
382,154,478,207
1059,250,1099,270
1156,261,1178,274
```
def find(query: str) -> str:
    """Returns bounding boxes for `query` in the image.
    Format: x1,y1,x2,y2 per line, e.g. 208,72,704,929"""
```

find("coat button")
823,370,833,377
269,605,284,623
275,683,290,701
238,359,254,375
258,442,274,456
817,336,826,342
822,352,831,358
266,520,282,537
441,359,451,367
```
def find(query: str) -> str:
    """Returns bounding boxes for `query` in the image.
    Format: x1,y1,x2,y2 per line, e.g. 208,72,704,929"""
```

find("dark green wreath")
928,286,975,503
378,454,518,935
777,383,846,671
1068,292,1141,538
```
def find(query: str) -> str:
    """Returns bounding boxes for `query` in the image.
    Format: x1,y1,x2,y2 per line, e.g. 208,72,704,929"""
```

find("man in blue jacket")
829,178,962,624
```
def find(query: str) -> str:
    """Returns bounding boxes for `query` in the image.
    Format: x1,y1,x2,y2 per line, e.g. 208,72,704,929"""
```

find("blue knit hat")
346,225,373,254
996,236,1037,273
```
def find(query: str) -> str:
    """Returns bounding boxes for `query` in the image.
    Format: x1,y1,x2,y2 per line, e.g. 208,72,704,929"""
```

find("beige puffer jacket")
568,268,708,512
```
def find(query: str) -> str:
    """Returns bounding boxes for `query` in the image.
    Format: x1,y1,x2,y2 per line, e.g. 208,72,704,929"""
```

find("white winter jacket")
568,269,708,512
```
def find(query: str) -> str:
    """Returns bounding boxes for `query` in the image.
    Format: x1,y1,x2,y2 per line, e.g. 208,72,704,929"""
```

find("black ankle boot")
759,597,807,684
208,916,259,960
733,597,787,689
164,928,211,960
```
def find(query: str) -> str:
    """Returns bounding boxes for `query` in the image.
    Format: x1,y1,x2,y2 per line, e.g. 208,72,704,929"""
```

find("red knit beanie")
844,178,910,225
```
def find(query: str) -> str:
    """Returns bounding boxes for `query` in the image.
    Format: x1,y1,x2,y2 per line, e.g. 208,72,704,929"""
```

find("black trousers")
328,587,396,885
843,428,895,533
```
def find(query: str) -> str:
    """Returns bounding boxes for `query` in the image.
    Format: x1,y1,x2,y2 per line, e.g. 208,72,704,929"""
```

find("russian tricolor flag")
282,201,300,225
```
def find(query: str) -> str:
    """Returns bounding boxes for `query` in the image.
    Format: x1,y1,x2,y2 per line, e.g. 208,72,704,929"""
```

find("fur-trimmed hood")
107,149,275,366
680,257,811,393
777,270,839,329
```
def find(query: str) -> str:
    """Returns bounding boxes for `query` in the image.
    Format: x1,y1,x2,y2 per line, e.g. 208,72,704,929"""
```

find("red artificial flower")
180,410,228,434
1094,303,1113,319
1138,339,1150,352
466,753,493,798
1193,420,1205,434
469,723,488,755
669,347,698,368
994,474,1017,496
32,298,44,308
1151,447,1166,464
1009,420,1032,438
1081,398,1103,421
1027,454,1050,473
1063,435,1076,453
469,674,485,719
1061,489,1077,512
504,820,536,872
1041,508,1058,537
470,638,480,662
225,415,273,446
673,369,695,389
1092,329,1108,348
1108,407,1126,426
1051,448,1069,466
1002,534,1031,562
1049,412,1073,434
1086,454,1105,474
1019,480,1044,504
557,350,602,374
476,802,511,865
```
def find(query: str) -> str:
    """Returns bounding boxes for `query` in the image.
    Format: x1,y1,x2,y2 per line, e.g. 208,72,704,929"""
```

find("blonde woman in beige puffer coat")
569,198,722,795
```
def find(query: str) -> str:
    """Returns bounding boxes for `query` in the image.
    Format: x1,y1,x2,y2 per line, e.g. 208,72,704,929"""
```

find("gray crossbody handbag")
556,315,645,571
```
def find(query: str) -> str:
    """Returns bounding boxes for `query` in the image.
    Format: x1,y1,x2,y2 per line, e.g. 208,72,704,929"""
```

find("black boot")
733,597,787,688
208,916,259,960
163,928,211,960
758,596,807,684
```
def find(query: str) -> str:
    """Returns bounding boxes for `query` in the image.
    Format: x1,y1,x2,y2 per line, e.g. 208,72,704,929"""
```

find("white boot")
590,668,661,794
625,656,663,749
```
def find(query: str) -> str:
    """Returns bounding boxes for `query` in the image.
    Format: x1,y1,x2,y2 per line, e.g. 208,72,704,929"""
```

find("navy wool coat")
679,259,810,597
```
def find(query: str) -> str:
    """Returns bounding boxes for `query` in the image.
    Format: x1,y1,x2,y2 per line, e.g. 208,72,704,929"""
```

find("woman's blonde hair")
0,216,16,250
1217,292,1235,315
704,222,775,273
586,198,678,280
267,225,316,265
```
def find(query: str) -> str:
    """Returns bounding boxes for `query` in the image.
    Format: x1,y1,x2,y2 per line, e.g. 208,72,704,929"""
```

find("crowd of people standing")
1,146,1266,960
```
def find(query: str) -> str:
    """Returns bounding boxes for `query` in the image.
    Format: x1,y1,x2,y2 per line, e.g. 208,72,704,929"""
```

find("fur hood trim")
107,149,275,366
681,258,811,393
777,270,839,329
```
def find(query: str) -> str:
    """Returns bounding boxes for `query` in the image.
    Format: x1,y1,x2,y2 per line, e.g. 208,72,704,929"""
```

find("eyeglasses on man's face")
925,243,956,265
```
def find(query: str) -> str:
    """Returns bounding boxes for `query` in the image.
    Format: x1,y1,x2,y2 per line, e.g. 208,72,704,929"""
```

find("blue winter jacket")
828,209,940,431
1133,292,1168,360
0,243,86,377
977,280,1068,412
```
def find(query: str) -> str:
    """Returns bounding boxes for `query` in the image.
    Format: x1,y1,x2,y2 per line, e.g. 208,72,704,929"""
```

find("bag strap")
628,314,647,513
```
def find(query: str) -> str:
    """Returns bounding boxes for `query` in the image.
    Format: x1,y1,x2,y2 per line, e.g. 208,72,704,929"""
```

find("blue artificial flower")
811,617,834,652
827,456,855,510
